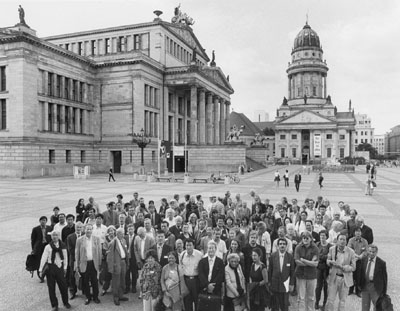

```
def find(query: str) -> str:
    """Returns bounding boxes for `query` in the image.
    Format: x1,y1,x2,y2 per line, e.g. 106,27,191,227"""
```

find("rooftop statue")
226,125,245,142
250,133,266,146
171,4,195,26
18,5,26,25
210,50,216,67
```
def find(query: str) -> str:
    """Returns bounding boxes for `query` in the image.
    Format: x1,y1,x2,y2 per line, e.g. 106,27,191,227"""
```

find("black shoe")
84,299,91,305
93,298,100,304
315,303,319,310
101,290,107,296
70,293,77,300
114,298,120,306
356,292,361,298
40,278,45,283
119,296,128,301
64,303,71,309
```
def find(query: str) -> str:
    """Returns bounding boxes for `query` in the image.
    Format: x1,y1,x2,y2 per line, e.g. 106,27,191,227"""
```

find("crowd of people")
30,190,388,311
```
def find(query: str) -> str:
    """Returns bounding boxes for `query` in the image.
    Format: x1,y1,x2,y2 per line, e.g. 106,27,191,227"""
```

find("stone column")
75,108,81,134
43,102,49,131
163,86,169,140
206,92,213,144
199,89,206,145
225,101,231,142
190,85,198,144
220,99,226,144
324,76,327,98
60,105,66,133
288,76,291,100
213,96,220,145
51,104,57,132
310,130,314,159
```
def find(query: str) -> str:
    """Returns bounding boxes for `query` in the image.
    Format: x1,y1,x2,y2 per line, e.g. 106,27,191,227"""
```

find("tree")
262,127,275,136
356,143,378,159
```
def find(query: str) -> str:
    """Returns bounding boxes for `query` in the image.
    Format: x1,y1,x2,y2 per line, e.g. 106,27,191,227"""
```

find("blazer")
102,210,119,227
133,235,155,263
198,256,225,295
66,232,81,268
360,225,374,245
169,225,183,240
106,238,129,274
294,174,301,183
194,229,208,249
31,225,52,254
75,235,102,273
151,244,172,267
327,245,356,287
225,264,246,298
359,256,387,296
146,212,162,229
268,251,295,293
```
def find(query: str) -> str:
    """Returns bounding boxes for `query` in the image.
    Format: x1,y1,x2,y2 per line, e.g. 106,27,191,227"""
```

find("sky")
2,0,399,134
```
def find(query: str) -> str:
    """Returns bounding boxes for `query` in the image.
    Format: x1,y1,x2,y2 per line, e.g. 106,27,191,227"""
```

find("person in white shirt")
53,213,67,237
84,208,96,226
213,227,227,261
92,214,107,244
144,218,155,239
39,230,70,310
165,208,176,227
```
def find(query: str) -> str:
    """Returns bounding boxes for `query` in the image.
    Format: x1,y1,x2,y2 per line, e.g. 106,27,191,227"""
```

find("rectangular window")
327,147,332,158
178,97,184,115
326,134,332,139
340,148,345,158
66,150,71,163
48,72,54,96
117,36,125,52
65,107,70,133
80,150,86,163
339,134,345,140
79,109,83,134
0,99,6,129
168,93,174,112
56,75,61,97
48,103,53,131
71,80,76,101
291,134,297,140
49,150,55,164
105,38,110,54
312,86,316,96
56,105,61,132
280,134,286,140
91,40,96,56
64,78,70,99
361,131,363,136
281,148,285,158
355,139,358,144
292,148,297,158
79,82,84,102
361,139,364,143
134,34,141,50
72,108,76,133
78,42,83,55
0,66,6,91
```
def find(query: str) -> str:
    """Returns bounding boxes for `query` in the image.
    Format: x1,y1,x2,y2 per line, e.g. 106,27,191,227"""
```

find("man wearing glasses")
294,231,319,311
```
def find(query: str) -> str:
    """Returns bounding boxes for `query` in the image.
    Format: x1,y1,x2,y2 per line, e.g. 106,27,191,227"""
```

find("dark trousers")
183,276,200,311
271,291,289,311
109,173,115,182
112,260,127,298
82,260,99,300
68,265,77,295
295,182,300,192
315,267,329,306
46,264,69,308
126,260,138,291
350,260,362,294
284,178,289,187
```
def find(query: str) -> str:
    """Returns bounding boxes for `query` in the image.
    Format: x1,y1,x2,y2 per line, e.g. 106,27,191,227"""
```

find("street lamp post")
132,128,151,174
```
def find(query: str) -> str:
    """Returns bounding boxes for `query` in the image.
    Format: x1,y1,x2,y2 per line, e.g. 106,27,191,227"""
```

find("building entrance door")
111,151,122,173
301,130,310,164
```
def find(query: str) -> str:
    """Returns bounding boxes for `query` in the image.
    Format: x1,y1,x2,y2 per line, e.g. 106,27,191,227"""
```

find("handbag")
376,294,394,311
41,262,49,277
197,292,222,311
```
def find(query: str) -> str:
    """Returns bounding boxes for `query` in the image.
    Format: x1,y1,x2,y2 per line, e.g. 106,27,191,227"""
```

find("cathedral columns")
213,96,220,145
206,92,214,145
225,101,231,143
198,89,206,145
190,85,198,144
219,98,226,143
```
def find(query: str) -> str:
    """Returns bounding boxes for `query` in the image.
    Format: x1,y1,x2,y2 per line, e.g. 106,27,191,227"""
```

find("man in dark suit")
273,207,291,240
268,238,295,311
194,219,208,250
294,172,301,192
356,216,374,245
359,244,387,311
107,228,129,306
151,230,172,267
31,216,52,282
66,221,84,299
169,216,184,240
125,224,138,293
198,240,225,297
146,201,161,230
242,231,267,282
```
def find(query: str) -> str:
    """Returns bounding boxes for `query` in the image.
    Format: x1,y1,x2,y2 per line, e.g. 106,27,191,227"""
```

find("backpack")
376,294,394,311
25,253,38,277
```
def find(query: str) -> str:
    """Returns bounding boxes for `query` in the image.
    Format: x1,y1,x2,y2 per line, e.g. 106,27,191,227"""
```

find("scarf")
230,264,244,296
50,241,65,264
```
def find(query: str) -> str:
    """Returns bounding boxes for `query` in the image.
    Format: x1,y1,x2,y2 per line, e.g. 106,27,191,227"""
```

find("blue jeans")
296,278,317,311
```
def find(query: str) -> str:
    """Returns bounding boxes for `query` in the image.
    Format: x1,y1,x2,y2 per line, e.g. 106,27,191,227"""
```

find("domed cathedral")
274,22,355,164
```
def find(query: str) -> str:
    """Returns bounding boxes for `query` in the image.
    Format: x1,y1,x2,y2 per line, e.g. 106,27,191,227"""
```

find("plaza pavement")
0,165,399,310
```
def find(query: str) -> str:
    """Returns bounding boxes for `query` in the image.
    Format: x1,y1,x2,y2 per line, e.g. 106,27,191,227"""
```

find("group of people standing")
274,170,303,192
30,189,387,311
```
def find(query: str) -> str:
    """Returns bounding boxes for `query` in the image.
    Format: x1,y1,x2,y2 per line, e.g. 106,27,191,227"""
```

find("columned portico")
220,98,225,143
206,92,214,144
199,89,206,144
225,102,230,142
214,96,220,144
190,85,198,144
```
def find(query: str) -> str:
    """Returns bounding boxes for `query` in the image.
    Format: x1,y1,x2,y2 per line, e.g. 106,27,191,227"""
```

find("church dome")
294,23,321,50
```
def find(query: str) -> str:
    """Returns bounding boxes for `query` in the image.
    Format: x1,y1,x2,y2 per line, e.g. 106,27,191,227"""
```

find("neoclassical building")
274,23,355,164
0,7,239,177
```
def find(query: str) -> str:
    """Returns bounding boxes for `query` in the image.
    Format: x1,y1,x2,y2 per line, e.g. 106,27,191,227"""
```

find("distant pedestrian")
365,176,372,196
318,172,324,189
294,172,302,192
109,168,116,182
274,170,281,188
284,170,289,187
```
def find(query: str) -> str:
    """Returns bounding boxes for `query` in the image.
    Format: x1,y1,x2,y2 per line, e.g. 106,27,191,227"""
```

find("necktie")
366,259,373,281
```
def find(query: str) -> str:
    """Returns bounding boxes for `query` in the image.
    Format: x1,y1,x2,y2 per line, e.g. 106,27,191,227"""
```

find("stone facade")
354,113,374,146
385,125,400,157
274,23,355,164
0,11,235,177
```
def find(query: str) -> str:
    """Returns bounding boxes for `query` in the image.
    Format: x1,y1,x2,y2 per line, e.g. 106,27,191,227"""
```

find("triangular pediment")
279,110,335,124
162,23,209,61
201,67,233,93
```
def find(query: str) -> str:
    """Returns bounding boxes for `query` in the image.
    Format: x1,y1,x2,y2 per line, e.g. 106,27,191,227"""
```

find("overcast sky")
2,0,399,134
